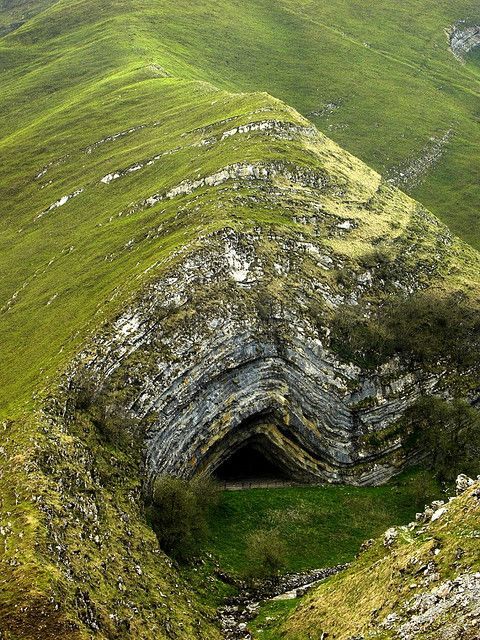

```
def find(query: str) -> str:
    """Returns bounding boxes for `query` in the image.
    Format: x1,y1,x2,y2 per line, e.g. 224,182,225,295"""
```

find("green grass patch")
204,469,440,575
250,599,298,640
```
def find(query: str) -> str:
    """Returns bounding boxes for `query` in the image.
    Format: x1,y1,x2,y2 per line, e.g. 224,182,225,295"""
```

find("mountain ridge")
1,2,480,638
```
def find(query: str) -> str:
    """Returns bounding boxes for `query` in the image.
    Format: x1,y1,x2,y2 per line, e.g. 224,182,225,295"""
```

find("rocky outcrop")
449,23,480,61
124,161,329,216
67,221,460,488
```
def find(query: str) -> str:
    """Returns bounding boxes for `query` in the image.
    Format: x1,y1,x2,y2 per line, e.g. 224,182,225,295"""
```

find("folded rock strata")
68,218,474,486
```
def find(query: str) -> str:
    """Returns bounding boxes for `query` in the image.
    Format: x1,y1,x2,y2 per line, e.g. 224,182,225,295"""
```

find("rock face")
449,23,480,60
69,216,471,487
32,14,478,491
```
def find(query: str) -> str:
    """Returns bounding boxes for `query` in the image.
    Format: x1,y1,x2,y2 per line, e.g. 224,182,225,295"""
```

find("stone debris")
375,480,480,639
387,130,453,190
456,474,475,494
122,161,329,216
449,23,480,61
35,188,84,220
308,102,341,118
392,573,480,640
384,527,398,547
430,507,447,522
218,565,346,639
84,123,150,154
98,118,313,186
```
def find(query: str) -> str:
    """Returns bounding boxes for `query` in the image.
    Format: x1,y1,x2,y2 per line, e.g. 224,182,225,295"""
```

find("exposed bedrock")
67,225,456,487
449,23,480,60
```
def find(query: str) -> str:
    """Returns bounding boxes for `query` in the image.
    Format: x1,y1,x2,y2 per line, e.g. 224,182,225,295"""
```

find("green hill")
1,0,479,422
1,1,480,638
2,0,480,417
281,478,480,639
118,0,480,248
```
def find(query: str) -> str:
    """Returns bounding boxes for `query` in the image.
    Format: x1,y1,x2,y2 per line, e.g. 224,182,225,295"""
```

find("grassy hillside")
281,479,480,639
0,0,57,35
1,1,480,638
0,412,221,640
0,0,308,414
108,0,480,248
1,0,480,420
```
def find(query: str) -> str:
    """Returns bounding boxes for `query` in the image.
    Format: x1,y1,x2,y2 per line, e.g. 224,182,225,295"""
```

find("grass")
250,599,299,640
119,0,480,248
204,469,441,575
0,410,223,640
281,479,480,639
0,2,479,637
0,0,479,421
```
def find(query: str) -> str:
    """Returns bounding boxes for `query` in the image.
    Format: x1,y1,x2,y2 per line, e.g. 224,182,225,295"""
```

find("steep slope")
82,0,480,249
0,0,57,36
0,1,480,638
282,476,480,639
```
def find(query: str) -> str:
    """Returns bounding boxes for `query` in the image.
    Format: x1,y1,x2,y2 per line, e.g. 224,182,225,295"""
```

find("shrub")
244,529,288,580
330,306,390,368
256,290,275,323
330,292,480,371
359,246,392,269
73,377,137,449
407,469,439,510
146,475,220,563
403,396,480,483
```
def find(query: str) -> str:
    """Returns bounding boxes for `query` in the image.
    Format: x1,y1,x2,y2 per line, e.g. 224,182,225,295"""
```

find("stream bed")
218,564,347,639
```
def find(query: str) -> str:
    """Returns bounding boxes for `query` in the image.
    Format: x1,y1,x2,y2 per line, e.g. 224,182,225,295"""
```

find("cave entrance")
214,440,292,485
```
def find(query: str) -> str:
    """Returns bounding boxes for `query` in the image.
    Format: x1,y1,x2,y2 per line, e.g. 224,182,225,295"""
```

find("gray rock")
456,474,474,494
64,227,475,488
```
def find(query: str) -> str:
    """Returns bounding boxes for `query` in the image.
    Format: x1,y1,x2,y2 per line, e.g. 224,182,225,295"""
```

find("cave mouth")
213,440,292,484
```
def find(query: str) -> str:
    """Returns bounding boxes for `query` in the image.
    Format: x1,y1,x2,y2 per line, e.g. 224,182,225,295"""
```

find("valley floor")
205,469,439,575
185,469,442,638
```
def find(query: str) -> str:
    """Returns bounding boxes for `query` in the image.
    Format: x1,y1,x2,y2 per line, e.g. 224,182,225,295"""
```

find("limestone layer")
70,226,454,486
449,23,480,60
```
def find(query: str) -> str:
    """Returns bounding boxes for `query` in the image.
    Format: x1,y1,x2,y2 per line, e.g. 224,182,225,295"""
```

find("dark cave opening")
213,440,292,483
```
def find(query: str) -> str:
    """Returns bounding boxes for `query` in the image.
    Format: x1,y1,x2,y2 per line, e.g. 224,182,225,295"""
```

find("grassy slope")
0,1,480,637
0,413,221,640
0,0,57,35
0,0,479,419
120,0,480,249
205,471,440,575
281,480,480,639
0,0,474,419
0,0,300,414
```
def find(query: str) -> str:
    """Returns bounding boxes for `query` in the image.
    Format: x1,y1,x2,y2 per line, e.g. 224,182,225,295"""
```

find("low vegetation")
403,396,480,483
204,469,440,576
146,475,221,562
113,0,480,248
244,529,288,580
330,291,480,371
280,480,480,640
